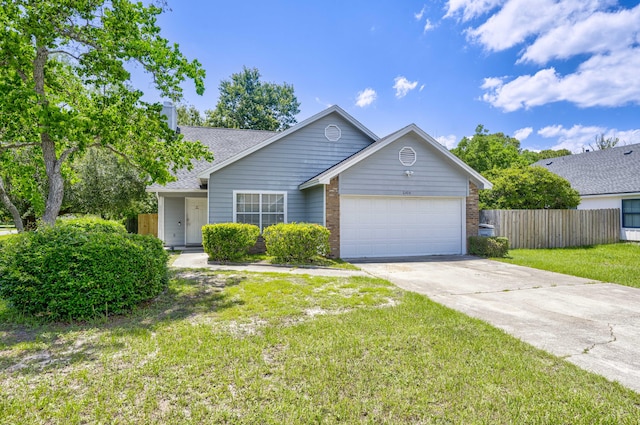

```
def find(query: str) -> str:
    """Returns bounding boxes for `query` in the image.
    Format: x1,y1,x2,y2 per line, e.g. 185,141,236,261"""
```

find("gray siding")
164,197,185,246
340,134,468,197
209,112,374,223
304,185,325,224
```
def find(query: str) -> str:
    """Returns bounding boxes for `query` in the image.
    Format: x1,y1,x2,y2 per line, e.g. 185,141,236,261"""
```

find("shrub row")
202,222,331,263
0,218,168,321
469,236,510,258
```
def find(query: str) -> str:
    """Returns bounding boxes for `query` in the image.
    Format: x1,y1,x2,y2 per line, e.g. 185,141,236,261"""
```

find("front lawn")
496,242,640,288
1,270,639,423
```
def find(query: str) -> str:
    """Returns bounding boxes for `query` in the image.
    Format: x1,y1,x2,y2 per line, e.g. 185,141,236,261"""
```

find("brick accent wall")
325,176,340,258
466,182,479,250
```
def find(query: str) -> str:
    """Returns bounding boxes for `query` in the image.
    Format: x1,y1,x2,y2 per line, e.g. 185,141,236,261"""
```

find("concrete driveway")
353,256,640,393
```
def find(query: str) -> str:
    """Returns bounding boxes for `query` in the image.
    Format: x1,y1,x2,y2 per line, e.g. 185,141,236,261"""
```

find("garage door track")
353,256,640,393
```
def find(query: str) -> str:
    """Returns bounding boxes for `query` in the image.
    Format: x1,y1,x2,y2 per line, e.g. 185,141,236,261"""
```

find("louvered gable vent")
399,146,417,166
325,124,341,141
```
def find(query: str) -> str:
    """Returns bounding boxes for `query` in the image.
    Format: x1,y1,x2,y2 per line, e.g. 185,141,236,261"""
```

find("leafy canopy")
205,67,300,131
0,0,213,230
481,166,581,210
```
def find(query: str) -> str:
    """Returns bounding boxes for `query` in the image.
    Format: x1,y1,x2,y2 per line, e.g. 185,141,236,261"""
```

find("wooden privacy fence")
480,209,620,249
138,213,158,237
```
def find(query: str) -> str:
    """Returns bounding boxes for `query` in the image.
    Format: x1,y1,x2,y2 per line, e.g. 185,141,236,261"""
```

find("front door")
186,197,207,245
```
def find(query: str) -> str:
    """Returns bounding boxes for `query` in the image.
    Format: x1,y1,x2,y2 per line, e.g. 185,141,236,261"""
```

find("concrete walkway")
171,248,369,278
352,256,640,393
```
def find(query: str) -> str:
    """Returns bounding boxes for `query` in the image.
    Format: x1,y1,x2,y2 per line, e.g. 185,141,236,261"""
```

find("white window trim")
324,124,342,142
232,190,288,230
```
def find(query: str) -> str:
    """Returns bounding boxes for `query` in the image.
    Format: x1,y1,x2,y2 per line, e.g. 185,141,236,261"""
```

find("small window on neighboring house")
234,191,286,231
622,199,640,228
325,125,341,141
399,146,417,166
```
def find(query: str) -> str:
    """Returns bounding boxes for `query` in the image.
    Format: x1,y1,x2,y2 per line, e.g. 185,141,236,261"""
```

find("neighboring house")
148,105,492,258
535,143,640,241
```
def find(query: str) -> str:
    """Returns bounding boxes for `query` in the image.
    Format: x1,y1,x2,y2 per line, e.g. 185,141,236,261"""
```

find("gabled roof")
299,124,492,190
535,143,640,196
196,105,379,179
148,126,275,191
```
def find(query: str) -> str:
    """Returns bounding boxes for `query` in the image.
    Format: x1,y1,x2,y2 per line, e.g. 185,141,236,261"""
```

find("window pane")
237,213,260,226
262,213,284,228
623,199,640,213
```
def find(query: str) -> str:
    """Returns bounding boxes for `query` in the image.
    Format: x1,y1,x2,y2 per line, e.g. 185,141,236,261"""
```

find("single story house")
535,143,640,241
148,105,492,258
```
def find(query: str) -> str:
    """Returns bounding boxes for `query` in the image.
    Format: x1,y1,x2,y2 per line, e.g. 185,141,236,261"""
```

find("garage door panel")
340,196,463,258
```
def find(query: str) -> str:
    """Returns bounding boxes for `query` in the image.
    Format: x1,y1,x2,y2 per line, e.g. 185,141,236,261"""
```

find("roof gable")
535,143,640,195
196,105,379,179
300,124,492,190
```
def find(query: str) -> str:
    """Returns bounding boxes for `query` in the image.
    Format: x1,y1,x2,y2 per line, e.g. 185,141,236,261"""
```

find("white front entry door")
340,196,464,258
186,197,207,245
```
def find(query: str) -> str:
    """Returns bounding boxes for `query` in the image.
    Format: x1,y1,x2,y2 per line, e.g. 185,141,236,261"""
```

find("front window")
235,191,286,231
622,199,640,228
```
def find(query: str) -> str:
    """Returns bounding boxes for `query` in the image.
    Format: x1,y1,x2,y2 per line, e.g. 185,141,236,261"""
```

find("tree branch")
49,50,81,61
1,142,40,151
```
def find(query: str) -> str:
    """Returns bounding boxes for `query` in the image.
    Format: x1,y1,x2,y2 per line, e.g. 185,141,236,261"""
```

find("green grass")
1,270,640,423
496,242,640,288
0,233,15,242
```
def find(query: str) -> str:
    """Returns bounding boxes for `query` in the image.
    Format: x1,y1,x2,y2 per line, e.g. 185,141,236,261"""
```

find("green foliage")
55,216,127,233
538,148,572,160
590,133,619,151
202,223,260,262
0,225,168,321
176,104,205,126
205,67,300,131
64,148,156,220
263,222,330,262
469,236,510,257
481,166,581,209
0,0,213,227
451,125,527,174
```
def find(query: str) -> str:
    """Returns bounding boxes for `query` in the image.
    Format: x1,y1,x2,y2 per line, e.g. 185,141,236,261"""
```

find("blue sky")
142,0,640,152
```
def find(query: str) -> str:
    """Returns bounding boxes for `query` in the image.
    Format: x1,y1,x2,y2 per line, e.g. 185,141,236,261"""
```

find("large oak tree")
0,0,213,231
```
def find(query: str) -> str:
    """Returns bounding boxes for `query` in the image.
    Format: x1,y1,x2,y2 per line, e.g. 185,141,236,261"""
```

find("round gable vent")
399,146,417,166
325,124,342,142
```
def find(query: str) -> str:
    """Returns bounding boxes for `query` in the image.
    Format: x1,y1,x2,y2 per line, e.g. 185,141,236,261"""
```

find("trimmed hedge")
469,236,510,258
0,224,168,321
202,223,260,262
263,222,330,263
56,216,127,233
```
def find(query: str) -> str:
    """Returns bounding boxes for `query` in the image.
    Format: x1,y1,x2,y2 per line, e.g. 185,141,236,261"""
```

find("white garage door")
340,196,464,258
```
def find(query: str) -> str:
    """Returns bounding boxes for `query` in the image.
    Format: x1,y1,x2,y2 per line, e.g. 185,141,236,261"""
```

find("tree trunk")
41,135,64,227
0,175,24,232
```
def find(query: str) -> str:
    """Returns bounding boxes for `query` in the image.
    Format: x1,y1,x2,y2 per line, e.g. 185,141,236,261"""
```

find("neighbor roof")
148,126,275,191
535,143,640,196
299,124,492,190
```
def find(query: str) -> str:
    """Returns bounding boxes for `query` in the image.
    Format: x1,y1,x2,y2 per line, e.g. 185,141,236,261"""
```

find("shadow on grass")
0,270,245,375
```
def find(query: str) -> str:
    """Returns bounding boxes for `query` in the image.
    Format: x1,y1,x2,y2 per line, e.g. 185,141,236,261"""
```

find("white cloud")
393,76,419,98
436,134,459,149
355,88,377,107
315,97,333,108
519,4,640,64
419,84,425,92
482,48,640,111
423,19,435,33
415,6,426,21
536,124,626,152
445,0,505,21
447,1,640,111
514,127,533,141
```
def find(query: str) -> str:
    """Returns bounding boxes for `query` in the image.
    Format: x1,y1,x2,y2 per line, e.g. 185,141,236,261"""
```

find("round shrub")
263,222,330,263
0,225,168,321
202,223,260,262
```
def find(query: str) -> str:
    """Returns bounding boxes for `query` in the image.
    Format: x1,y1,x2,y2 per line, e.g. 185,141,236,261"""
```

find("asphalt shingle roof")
149,126,275,191
534,143,640,196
